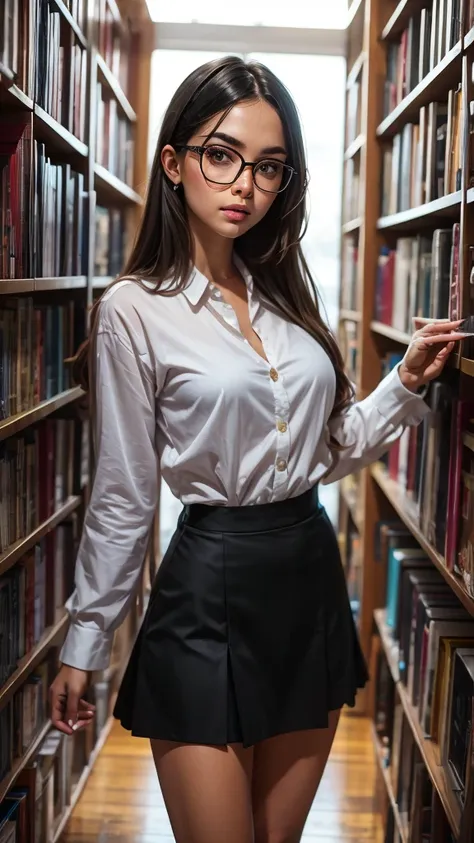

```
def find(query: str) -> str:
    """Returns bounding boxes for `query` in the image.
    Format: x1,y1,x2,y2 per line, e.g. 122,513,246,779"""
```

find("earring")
173,183,180,191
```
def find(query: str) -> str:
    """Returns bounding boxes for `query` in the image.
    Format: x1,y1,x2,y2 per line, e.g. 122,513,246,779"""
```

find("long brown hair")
75,55,354,419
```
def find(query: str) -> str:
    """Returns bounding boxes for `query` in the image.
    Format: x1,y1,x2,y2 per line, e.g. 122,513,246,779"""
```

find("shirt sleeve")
322,364,430,485
59,311,159,671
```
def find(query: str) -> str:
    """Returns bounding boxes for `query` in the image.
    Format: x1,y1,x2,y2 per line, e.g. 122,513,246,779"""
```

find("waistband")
178,486,321,533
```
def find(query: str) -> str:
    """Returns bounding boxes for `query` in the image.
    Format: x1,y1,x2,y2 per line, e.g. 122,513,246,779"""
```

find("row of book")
341,238,358,312
1,121,87,279
0,299,76,420
94,207,125,278
0,674,112,843
339,318,358,385
0,418,78,553
94,0,131,95
0,525,75,688
96,82,134,184
35,0,87,142
345,80,361,149
379,357,474,594
381,93,463,217
374,225,459,334
383,0,463,119
375,651,457,843
343,158,360,223
374,530,474,836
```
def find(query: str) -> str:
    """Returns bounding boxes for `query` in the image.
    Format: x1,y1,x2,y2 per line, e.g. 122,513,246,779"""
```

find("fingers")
51,683,74,735
412,331,469,348
65,687,81,732
412,317,463,332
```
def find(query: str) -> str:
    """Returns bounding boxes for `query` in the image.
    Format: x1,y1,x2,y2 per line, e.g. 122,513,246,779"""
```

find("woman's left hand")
398,318,469,392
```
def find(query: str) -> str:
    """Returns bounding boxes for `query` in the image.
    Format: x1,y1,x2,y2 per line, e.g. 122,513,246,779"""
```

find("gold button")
276,458,287,472
269,368,279,382
277,421,287,433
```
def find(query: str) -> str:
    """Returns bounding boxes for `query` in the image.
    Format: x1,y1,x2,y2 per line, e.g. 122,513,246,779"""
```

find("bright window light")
145,0,349,28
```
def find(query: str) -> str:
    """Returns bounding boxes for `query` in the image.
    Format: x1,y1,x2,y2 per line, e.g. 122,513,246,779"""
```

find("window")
145,0,348,28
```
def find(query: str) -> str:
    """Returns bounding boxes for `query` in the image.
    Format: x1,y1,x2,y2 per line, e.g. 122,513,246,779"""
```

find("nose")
232,164,254,197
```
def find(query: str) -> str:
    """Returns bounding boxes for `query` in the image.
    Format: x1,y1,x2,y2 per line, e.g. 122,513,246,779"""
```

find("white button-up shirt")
60,259,429,670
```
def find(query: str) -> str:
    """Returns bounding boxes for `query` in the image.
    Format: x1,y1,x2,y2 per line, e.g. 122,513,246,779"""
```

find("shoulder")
98,279,158,356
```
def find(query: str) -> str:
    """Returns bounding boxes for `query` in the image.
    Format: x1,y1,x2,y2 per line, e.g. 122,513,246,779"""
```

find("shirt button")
276,458,287,472
277,421,287,433
269,368,279,382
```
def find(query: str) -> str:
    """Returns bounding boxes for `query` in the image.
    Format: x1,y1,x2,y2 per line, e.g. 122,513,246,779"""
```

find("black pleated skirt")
113,487,369,748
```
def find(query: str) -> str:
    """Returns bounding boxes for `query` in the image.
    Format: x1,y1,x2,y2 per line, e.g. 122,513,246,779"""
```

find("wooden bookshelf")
0,495,82,577
0,0,153,826
372,724,408,843
370,321,411,344
340,2,474,836
374,610,461,838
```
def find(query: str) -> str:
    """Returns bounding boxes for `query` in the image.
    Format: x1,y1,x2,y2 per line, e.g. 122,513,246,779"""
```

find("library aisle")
58,712,383,843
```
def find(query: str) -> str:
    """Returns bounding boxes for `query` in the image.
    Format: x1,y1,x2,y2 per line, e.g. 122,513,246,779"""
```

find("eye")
256,160,284,180
204,146,237,166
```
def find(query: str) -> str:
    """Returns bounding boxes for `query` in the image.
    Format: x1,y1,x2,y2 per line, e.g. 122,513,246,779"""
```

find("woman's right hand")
50,664,96,735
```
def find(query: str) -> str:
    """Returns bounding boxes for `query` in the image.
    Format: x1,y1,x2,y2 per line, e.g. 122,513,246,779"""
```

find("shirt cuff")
367,364,430,429
59,623,115,671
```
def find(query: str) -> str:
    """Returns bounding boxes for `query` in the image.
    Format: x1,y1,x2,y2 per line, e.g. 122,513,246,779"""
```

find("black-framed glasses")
176,144,297,194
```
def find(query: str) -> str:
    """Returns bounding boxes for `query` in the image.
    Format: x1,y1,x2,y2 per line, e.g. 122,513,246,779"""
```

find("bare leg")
251,709,341,843
150,739,255,843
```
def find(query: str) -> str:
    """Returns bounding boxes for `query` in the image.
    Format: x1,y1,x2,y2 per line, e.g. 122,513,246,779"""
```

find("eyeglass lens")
201,145,291,192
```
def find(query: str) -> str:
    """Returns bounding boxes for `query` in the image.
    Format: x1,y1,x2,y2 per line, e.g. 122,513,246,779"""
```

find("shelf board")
34,275,87,291
92,275,114,290
50,0,87,48
466,187,474,205
374,609,461,839
342,217,363,234
339,308,361,322
377,192,461,232
0,276,87,294
94,163,143,206
34,105,88,158
372,725,408,843
377,42,462,139
347,0,364,27
381,0,426,42
0,71,33,110
0,495,82,577
371,321,411,344
346,51,366,89
344,134,365,160
0,386,84,442
465,26,474,51
0,720,52,802
460,357,474,377
52,716,115,842
374,608,400,683
371,463,474,617
0,615,68,711
96,54,136,122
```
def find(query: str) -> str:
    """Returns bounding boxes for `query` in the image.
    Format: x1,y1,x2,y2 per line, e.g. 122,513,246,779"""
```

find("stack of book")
374,225,460,333
383,2,463,118
0,418,77,552
0,298,76,419
381,92,463,216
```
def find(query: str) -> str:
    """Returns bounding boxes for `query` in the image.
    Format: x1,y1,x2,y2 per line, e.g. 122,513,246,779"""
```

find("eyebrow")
206,131,287,157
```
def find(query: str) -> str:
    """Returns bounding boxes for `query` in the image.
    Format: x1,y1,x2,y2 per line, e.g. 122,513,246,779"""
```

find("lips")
221,205,250,222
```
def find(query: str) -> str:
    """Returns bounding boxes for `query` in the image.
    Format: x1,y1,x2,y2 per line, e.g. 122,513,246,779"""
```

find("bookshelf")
340,1,474,840
0,0,153,836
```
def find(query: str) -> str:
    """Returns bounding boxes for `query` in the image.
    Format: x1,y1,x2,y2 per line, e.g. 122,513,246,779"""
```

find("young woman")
50,56,465,843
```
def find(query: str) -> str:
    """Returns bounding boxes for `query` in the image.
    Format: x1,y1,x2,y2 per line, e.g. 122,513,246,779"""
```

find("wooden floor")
60,711,383,842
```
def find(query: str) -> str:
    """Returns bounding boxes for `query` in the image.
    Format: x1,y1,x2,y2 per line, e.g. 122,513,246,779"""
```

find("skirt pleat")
113,488,369,748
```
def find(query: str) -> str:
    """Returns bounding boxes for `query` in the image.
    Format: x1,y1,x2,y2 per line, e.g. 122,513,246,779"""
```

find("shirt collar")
182,254,255,308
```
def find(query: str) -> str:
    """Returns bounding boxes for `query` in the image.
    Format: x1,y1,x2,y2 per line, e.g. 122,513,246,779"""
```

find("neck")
188,211,236,284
